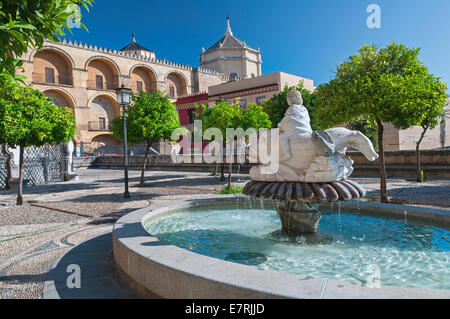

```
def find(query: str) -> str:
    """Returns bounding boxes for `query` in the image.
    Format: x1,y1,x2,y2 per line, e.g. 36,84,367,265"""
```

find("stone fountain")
243,90,379,236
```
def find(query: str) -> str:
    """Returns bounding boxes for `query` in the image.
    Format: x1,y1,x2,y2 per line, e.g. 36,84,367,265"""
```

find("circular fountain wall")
113,197,450,299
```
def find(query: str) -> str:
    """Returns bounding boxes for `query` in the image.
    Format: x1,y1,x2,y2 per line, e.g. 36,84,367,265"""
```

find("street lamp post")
116,83,132,199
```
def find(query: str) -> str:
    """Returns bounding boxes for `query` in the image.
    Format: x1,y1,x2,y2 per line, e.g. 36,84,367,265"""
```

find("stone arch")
90,133,122,151
83,55,121,73
89,95,120,130
32,48,73,85
43,88,78,147
30,46,75,67
165,71,188,98
43,88,75,111
130,65,157,93
91,133,121,145
86,57,120,90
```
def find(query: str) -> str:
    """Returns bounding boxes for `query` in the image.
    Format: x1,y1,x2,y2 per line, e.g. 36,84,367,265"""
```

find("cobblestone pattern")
0,168,449,299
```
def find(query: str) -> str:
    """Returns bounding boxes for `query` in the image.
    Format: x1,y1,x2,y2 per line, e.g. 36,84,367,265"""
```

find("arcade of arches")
21,37,229,152
33,50,73,85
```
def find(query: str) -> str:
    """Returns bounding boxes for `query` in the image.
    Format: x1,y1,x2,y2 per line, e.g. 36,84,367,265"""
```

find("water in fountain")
145,204,450,290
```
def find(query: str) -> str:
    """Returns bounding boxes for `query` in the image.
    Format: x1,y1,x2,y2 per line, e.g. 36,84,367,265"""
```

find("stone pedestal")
277,202,321,235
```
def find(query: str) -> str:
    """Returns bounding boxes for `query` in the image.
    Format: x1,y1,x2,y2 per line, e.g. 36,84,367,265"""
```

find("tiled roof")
120,33,154,53
204,17,256,53
206,34,249,51
175,93,208,106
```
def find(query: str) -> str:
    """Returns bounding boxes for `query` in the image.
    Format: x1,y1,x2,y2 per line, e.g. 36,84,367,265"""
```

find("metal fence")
90,144,161,157
0,149,7,189
0,144,66,189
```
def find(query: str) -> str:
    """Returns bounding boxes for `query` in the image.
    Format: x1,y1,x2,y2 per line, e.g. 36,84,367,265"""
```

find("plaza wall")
92,149,450,178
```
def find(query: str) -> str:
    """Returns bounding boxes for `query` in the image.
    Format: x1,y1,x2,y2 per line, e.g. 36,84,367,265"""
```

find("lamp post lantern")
116,83,132,199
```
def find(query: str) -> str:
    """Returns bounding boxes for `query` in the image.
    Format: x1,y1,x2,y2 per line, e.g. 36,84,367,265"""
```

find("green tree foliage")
0,0,93,77
346,117,378,148
413,78,448,182
241,103,272,131
110,90,183,187
262,82,320,130
201,100,242,140
0,73,76,204
315,43,448,202
201,100,271,189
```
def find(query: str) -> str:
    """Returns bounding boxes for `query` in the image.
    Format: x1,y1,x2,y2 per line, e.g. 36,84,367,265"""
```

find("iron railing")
0,149,7,189
88,121,111,131
32,72,73,85
87,79,118,90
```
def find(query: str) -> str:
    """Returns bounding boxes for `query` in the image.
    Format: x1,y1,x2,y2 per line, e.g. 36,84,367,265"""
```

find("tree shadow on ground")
0,273,46,284
44,232,138,299
136,175,250,188
366,184,450,207
93,174,188,185
59,174,249,206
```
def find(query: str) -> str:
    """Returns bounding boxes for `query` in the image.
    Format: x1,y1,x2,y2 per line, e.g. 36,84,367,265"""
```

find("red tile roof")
175,93,208,106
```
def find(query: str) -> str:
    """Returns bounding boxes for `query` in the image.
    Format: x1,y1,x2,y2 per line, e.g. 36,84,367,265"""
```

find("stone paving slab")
1,168,449,299
43,232,138,299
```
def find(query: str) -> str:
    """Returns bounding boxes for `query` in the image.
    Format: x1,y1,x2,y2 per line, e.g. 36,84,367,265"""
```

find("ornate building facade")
18,34,229,151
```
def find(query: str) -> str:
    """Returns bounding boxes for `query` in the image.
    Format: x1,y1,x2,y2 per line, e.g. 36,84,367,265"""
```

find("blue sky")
66,0,450,87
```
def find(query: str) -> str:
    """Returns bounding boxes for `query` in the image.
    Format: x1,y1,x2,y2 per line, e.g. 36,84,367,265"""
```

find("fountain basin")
113,197,450,299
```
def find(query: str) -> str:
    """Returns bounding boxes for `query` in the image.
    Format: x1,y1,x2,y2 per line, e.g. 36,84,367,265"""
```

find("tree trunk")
212,162,218,176
17,145,24,205
416,127,428,183
140,140,151,187
228,163,232,190
376,119,388,203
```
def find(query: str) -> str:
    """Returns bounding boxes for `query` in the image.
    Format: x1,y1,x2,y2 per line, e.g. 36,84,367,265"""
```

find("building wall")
193,68,229,92
382,102,450,151
19,39,228,148
397,102,450,150
382,123,400,151
200,47,262,79
206,72,315,107
178,109,190,126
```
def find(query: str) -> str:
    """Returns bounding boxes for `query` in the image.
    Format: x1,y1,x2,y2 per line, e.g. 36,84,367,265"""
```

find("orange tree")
0,74,76,204
110,90,184,187
315,43,448,202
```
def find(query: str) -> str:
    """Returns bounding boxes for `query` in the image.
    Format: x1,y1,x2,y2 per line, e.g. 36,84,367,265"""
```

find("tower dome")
121,33,156,60
200,17,262,79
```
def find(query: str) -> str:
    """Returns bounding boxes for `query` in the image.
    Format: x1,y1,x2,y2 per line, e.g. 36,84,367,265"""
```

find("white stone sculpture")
170,141,182,163
64,140,79,180
250,90,379,183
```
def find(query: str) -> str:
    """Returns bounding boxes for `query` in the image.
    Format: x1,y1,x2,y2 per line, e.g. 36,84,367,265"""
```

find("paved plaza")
0,168,449,299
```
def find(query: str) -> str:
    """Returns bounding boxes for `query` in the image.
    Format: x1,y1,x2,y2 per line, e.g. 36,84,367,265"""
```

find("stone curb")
113,197,450,299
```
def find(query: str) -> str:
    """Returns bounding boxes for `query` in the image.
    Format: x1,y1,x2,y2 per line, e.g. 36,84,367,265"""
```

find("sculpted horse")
249,90,378,183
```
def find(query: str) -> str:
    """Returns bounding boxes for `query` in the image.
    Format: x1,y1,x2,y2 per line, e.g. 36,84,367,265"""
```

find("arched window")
44,89,75,111
166,72,187,98
33,49,73,85
87,59,119,90
131,66,157,93
89,96,120,131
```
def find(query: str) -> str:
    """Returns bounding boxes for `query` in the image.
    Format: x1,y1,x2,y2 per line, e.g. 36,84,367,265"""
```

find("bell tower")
200,17,262,79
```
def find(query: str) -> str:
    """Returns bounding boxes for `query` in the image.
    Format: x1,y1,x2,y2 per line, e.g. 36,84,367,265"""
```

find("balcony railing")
88,121,111,131
32,72,73,85
131,82,157,93
87,79,118,90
